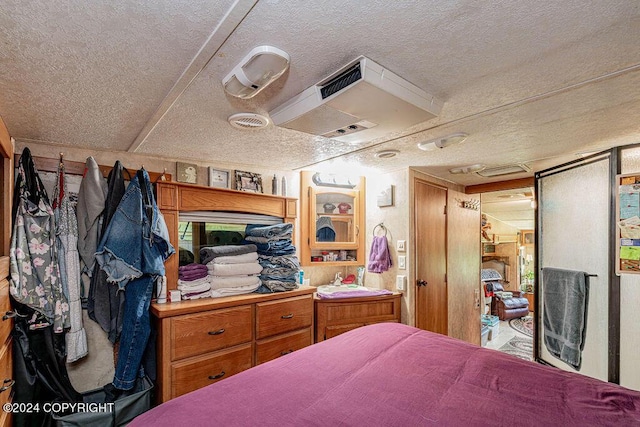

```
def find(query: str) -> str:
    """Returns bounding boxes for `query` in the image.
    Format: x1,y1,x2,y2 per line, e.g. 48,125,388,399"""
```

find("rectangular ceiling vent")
269,56,443,143
477,164,531,178
320,63,362,99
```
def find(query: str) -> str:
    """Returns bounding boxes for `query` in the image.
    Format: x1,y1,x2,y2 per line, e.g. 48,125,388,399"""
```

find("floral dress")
9,148,69,333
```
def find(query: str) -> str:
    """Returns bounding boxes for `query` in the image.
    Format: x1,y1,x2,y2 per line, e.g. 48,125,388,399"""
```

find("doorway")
480,187,535,359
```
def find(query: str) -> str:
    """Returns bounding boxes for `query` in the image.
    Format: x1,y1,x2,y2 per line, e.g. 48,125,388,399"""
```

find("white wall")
363,169,411,323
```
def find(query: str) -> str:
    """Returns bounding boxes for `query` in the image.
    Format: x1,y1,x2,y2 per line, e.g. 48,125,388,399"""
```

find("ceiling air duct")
476,164,531,178
269,56,443,143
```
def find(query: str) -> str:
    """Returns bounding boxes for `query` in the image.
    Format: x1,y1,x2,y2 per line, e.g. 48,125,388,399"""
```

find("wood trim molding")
0,117,12,256
13,153,171,183
0,117,11,160
465,177,534,194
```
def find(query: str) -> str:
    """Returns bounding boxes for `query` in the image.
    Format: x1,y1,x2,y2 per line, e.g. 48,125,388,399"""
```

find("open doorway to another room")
480,188,535,362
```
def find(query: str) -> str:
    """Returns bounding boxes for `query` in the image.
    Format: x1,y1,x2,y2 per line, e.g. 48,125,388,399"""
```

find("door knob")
417,280,428,287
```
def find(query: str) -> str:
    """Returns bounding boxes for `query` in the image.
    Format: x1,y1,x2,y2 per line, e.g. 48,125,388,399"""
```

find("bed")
131,323,640,426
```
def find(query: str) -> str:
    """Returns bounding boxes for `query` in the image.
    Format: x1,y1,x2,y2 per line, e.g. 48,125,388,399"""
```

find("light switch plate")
397,240,406,252
398,255,406,270
396,275,406,291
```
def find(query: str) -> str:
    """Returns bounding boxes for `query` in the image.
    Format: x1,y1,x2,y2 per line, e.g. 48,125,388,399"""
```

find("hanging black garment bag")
12,306,82,427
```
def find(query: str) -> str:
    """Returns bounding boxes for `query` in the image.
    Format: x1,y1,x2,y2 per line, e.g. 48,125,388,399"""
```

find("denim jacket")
95,169,174,289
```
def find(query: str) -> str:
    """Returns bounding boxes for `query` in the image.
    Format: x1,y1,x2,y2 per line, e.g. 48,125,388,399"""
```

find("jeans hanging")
95,169,174,390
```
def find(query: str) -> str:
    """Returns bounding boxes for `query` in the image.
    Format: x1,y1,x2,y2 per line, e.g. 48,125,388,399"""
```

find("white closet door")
537,154,611,381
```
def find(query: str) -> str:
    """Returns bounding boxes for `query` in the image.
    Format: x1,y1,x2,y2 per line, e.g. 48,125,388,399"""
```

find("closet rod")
13,153,172,182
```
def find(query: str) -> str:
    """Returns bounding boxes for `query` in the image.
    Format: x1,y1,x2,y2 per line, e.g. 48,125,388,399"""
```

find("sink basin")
316,285,369,294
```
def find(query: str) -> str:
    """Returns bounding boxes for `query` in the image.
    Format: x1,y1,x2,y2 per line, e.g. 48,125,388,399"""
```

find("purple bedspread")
131,323,640,426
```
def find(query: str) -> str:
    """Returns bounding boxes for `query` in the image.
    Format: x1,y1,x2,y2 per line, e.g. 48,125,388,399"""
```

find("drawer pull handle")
208,329,225,335
0,379,15,393
280,350,293,356
208,371,225,380
281,313,294,319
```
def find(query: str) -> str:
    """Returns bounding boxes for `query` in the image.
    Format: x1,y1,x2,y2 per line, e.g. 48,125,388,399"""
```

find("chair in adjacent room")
482,268,529,320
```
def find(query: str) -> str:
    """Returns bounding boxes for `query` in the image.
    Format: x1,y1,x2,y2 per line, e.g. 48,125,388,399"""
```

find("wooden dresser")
0,258,13,427
0,117,14,427
314,293,401,342
152,286,314,403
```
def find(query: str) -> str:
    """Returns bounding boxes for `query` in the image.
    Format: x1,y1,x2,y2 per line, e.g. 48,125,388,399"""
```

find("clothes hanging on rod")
53,157,88,362
9,148,81,426
9,147,69,331
88,160,126,344
76,156,107,280
95,168,175,390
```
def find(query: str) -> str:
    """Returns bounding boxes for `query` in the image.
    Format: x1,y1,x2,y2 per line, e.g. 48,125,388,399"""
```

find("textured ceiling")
2,0,640,192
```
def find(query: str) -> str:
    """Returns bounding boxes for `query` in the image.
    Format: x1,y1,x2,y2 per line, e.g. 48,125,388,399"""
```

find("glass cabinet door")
310,188,358,248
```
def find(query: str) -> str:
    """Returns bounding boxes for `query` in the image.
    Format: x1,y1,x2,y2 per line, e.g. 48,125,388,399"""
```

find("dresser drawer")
171,344,252,399
0,280,11,345
255,328,312,365
256,295,313,339
0,341,13,412
171,305,252,360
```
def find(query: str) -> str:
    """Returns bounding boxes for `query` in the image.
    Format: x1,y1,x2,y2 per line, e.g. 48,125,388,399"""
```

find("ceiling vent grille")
477,164,530,177
320,63,362,99
228,113,270,130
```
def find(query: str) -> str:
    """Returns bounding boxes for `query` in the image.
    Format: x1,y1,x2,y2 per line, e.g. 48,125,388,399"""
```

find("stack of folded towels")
201,244,262,297
244,223,300,292
178,263,211,300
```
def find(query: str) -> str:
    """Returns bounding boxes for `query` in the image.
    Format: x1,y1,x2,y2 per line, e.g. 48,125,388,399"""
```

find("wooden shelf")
300,171,365,266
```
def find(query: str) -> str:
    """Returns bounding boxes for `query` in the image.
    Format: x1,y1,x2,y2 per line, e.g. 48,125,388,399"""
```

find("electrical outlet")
398,255,406,270
396,275,406,291
397,240,406,252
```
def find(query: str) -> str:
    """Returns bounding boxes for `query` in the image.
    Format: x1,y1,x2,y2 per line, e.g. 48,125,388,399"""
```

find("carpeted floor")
498,336,533,361
509,316,533,337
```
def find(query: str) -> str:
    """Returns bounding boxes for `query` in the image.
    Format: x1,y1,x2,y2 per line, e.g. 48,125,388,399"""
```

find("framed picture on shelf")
235,170,263,193
176,162,198,184
377,185,394,207
208,167,230,189
483,244,496,255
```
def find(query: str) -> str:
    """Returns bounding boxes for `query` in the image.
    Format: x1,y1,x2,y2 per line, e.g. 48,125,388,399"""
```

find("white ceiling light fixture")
228,113,270,130
222,46,290,99
374,149,400,159
417,132,469,151
448,163,485,174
